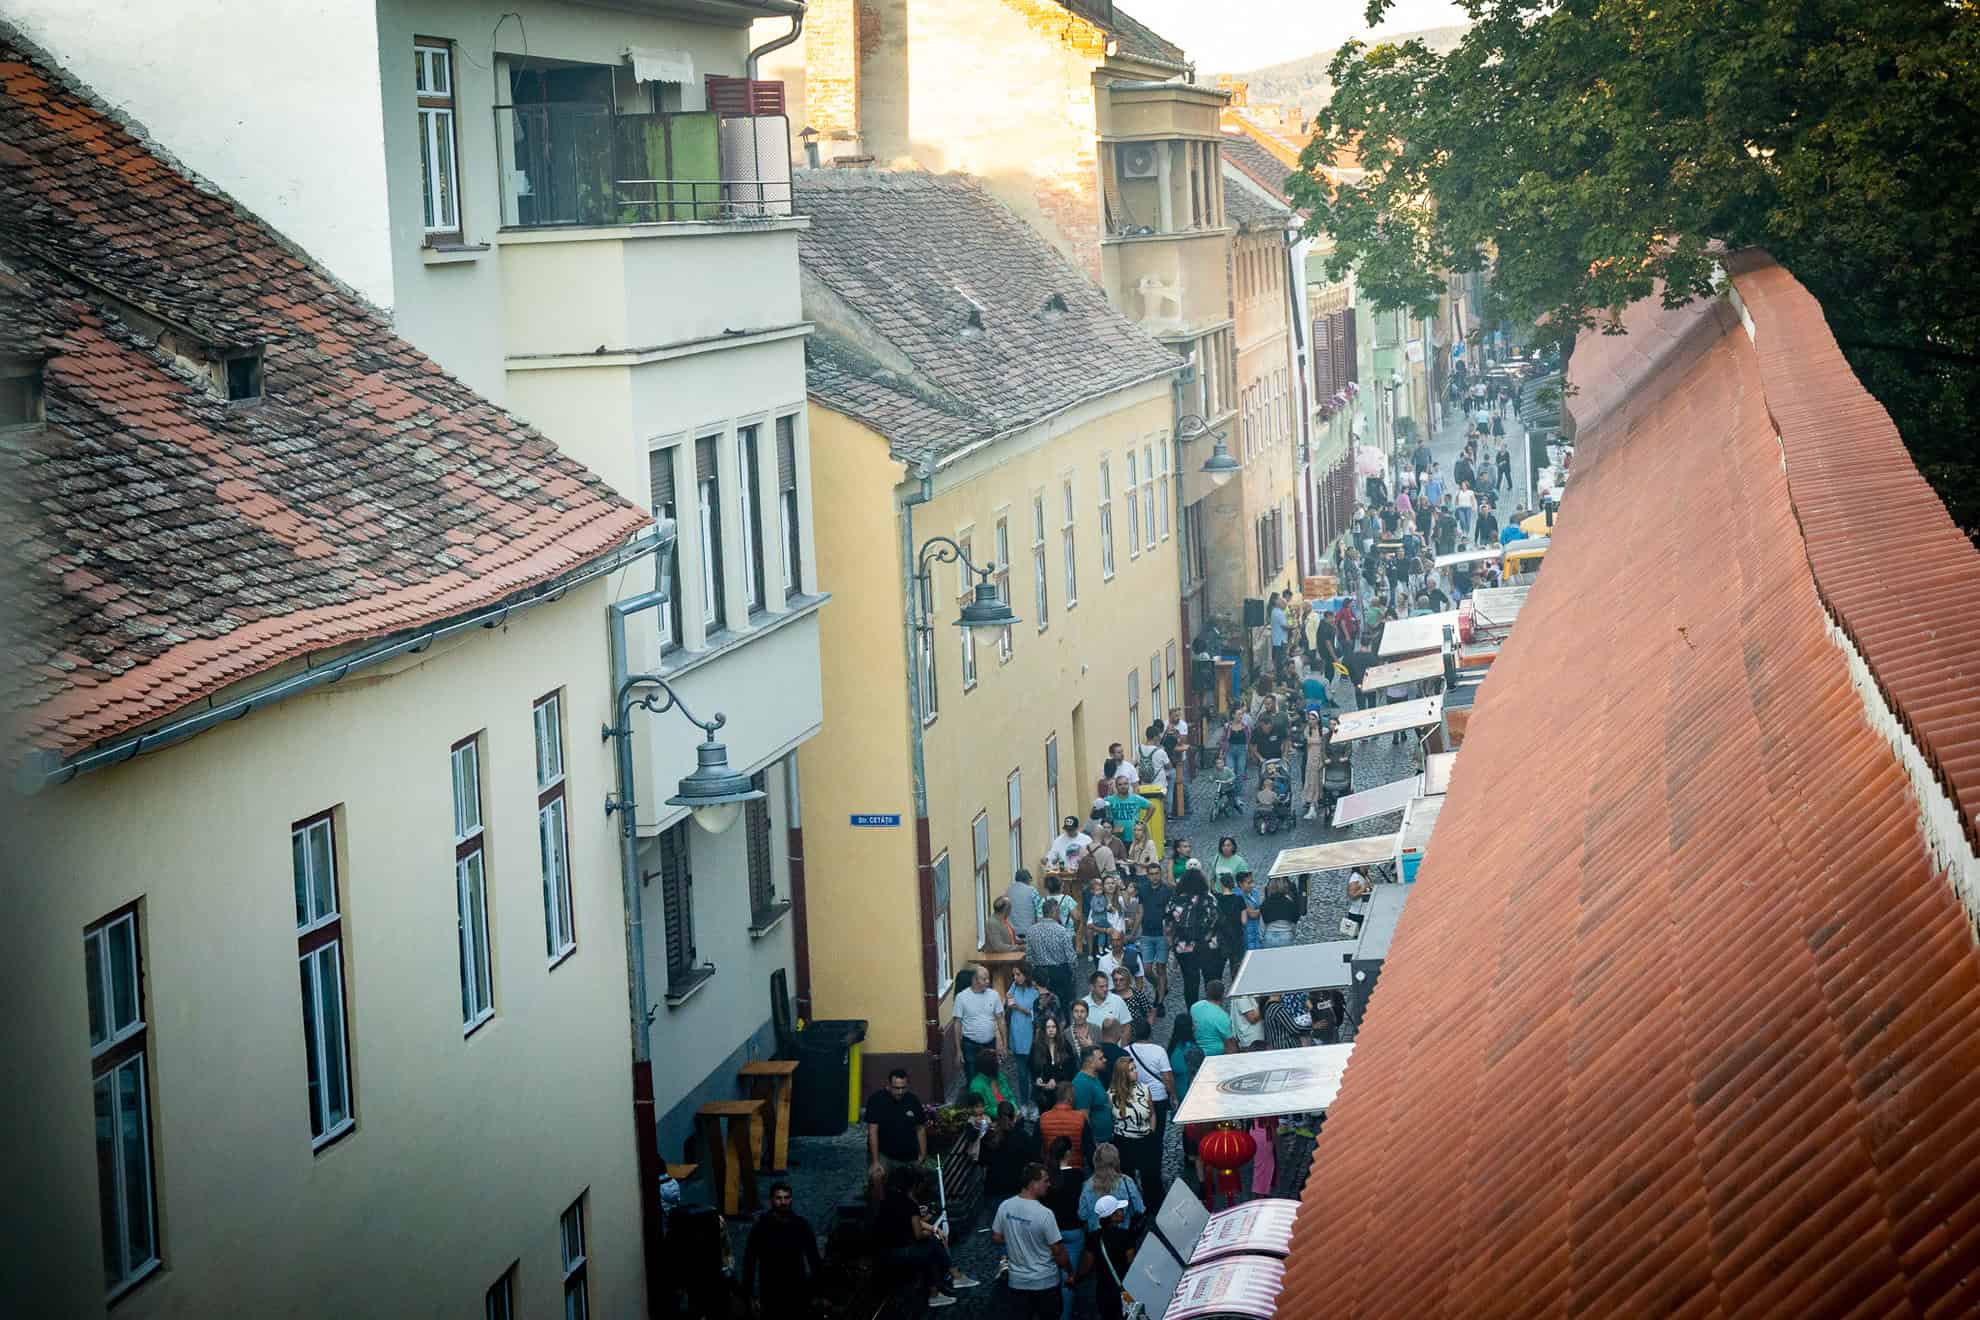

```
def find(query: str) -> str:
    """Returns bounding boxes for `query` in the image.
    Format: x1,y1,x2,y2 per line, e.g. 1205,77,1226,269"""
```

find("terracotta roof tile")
1273,257,1980,1317
0,34,648,763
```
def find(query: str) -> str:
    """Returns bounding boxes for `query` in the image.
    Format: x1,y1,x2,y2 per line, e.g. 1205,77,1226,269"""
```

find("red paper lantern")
1199,1125,1258,1204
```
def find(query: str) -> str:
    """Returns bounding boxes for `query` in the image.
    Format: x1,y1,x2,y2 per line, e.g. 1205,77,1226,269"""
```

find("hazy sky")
1122,0,1472,74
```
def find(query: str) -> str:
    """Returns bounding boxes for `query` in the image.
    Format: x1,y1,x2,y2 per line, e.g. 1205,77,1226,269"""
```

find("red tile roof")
1275,255,1980,1317
0,37,649,762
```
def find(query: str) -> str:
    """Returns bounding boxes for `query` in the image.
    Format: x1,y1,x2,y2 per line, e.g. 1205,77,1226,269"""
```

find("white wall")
0,583,644,1318
4,0,397,309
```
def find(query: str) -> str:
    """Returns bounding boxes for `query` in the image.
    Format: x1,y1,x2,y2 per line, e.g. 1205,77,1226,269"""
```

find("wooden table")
695,1099,767,1214
973,949,1028,998
738,1060,800,1173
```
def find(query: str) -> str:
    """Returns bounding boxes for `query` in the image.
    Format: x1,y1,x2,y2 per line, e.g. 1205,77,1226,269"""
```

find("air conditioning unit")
1119,142,1160,180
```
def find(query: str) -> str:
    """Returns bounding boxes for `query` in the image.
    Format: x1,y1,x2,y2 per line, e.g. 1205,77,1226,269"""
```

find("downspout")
898,469,945,1092
605,523,675,1320
746,1,805,80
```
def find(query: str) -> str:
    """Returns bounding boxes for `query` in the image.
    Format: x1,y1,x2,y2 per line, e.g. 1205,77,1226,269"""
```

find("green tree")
1289,0,1980,536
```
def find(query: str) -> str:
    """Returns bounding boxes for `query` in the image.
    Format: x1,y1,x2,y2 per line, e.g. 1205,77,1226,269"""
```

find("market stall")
1172,1044,1355,1128
1397,794,1444,883
1358,652,1446,693
1230,939,1357,1000
1422,750,1457,797
1331,773,1423,827
1376,610,1464,658
1330,695,1444,745
1269,834,1400,879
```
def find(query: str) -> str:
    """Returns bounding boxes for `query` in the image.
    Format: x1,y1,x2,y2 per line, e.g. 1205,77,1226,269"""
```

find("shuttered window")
738,424,765,613
656,822,696,987
648,445,683,649
745,770,778,924
776,415,801,598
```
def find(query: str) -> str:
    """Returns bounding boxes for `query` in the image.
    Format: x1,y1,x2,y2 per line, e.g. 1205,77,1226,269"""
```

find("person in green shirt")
1071,1045,1115,1143
1211,835,1251,885
1190,980,1236,1058
1170,836,1195,884
1104,773,1151,840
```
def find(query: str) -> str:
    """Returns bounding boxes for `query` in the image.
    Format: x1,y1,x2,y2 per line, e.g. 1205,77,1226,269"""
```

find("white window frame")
86,906,160,1298
1031,493,1049,632
453,736,494,1032
1157,437,1171,541
737,423,765,614
1060,479,1079,609
293,812,354,1148
994,515,1013,662
1098,459,1116,581
1166,640,1179,714
414,40,462,240
1141,442,1157,549
536,693,576,963
776,413,802,599
696,440,726,634
932,851,953,997
917,569,939,723
957,528,978,690
1128,670,1140,754
1045,734,1060,826
561,1195,589,1320
1124,450,1140,560
648,442,683,651
1007,769,1024,880
972,811,992,949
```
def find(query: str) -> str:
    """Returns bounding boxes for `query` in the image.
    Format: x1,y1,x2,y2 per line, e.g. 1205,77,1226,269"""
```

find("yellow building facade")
792,168,1183,1089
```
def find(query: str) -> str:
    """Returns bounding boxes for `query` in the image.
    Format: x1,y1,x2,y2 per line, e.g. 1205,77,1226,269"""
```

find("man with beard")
742,1182,822,1314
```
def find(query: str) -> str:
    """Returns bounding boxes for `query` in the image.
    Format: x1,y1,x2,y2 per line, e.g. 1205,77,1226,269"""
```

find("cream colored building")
0,33,656,1314
792,169,1182,1089
12,0,833,1166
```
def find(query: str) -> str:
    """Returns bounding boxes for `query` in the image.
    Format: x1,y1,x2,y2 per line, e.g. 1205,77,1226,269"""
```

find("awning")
1360,653,1445,692
628,46,695,84
1231,939,1359,997
1173,1044,1355,1126
1399,793,1444,855
1332,774,1423,826
1167,1258,1288,1320
1332,695,1444,743
1270,834,1399,877
1377,610,1464,657
1423,751,1457,796
1433,547,1502,570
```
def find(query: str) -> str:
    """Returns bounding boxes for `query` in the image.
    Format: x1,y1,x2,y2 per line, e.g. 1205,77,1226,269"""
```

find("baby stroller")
1318,744,1353,818
1253,759,1295,835
1208,765,1242,819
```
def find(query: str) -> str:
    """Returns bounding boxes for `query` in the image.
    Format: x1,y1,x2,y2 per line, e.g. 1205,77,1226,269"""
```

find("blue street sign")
850,813,902,828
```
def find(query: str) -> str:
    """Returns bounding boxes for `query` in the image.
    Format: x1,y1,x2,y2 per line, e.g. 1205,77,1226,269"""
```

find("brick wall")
807,0,866,140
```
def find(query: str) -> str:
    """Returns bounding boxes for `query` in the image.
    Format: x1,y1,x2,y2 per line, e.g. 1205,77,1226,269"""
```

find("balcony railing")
493,100,793,229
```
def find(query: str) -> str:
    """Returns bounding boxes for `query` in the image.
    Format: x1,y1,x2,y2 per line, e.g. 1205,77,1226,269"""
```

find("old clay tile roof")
1221,129,1296,206
795,169,1180,466
1222,164,1291,231
0,34,649,762
1058,1,1187,67
1275,254,1980,1318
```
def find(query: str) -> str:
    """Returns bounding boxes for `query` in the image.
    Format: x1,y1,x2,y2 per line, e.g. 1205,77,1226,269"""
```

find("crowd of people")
732,384,1529,1317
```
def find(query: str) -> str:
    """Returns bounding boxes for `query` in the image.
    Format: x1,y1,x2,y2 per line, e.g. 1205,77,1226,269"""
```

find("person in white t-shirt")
1082,971,1132,1029
1044,816,1093,870
1134,720,1173,809
955,965,1007,1059
1228,992,1265,1050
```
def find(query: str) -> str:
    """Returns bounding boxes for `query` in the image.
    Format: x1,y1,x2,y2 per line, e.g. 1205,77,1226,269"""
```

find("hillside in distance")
1223,23,1471,117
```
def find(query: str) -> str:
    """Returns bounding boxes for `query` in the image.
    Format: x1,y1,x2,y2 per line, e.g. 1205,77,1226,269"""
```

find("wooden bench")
739,1059,801,1173
695,1099,767,1215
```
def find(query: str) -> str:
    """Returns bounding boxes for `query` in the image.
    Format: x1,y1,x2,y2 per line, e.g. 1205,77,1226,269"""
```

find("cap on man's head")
1094,1194,1126,1219
1063,816,1080,831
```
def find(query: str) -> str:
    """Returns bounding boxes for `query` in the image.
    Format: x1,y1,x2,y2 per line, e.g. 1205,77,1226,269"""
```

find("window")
957,530,977,690
292,812,353,1146
1141,442,1157,550
745,770,781,926
1166,641,1179,713
932,852,953,994
1127,671,1140,753
414,39,463,240
649,445,684,650
1124,451,1140,560
1157,437,1171,541
536,694,575,962
972,811,992,949
1031,494,1049,632
1060,479,1079,609
916,569,939,722
0,358,44,428
777,414,802,599
993,516,1013,661
738,424,766,614
656,821,700,993
453,737,494,1031
1007,770,1024,880
85,906,159,1296
1045,734,1060,826
1098,459,1116,580
696,436,726,634
561,1195,589,1320
486,1266,517,1320
1150,654,1162,735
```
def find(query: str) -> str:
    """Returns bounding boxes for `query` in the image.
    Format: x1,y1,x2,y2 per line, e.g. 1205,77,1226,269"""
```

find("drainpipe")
898,470,945,1092
605,522,675,1320
746,1,805,80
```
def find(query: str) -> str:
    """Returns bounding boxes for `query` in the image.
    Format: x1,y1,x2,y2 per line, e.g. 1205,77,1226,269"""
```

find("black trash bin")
791,1018,868,1137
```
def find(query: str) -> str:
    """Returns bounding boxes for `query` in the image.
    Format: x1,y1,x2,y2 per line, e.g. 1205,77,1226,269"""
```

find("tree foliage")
1289,0,1980,535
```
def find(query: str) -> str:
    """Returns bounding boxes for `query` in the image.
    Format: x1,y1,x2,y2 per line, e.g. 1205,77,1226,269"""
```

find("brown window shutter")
696,434,719,481
649,446,675,514
776,416,797,492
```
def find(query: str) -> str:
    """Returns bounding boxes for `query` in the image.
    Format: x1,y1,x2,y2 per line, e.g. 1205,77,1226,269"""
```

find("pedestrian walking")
1497,443,1513,492
742,1181,822,1316
992,1163,1072,1320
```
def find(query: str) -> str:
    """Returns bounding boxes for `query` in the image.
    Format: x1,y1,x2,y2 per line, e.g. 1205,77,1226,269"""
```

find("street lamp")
915,535,1020,631
1177,413,1241,490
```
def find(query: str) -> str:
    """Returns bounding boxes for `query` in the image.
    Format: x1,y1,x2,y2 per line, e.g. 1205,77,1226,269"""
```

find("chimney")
805,0,864,155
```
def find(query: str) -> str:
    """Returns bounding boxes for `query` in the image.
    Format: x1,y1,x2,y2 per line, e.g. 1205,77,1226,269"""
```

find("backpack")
1182,895,1219,948
1136,744,1160,784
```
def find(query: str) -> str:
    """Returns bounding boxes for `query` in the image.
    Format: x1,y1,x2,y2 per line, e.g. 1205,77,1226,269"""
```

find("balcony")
494,80,793,228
